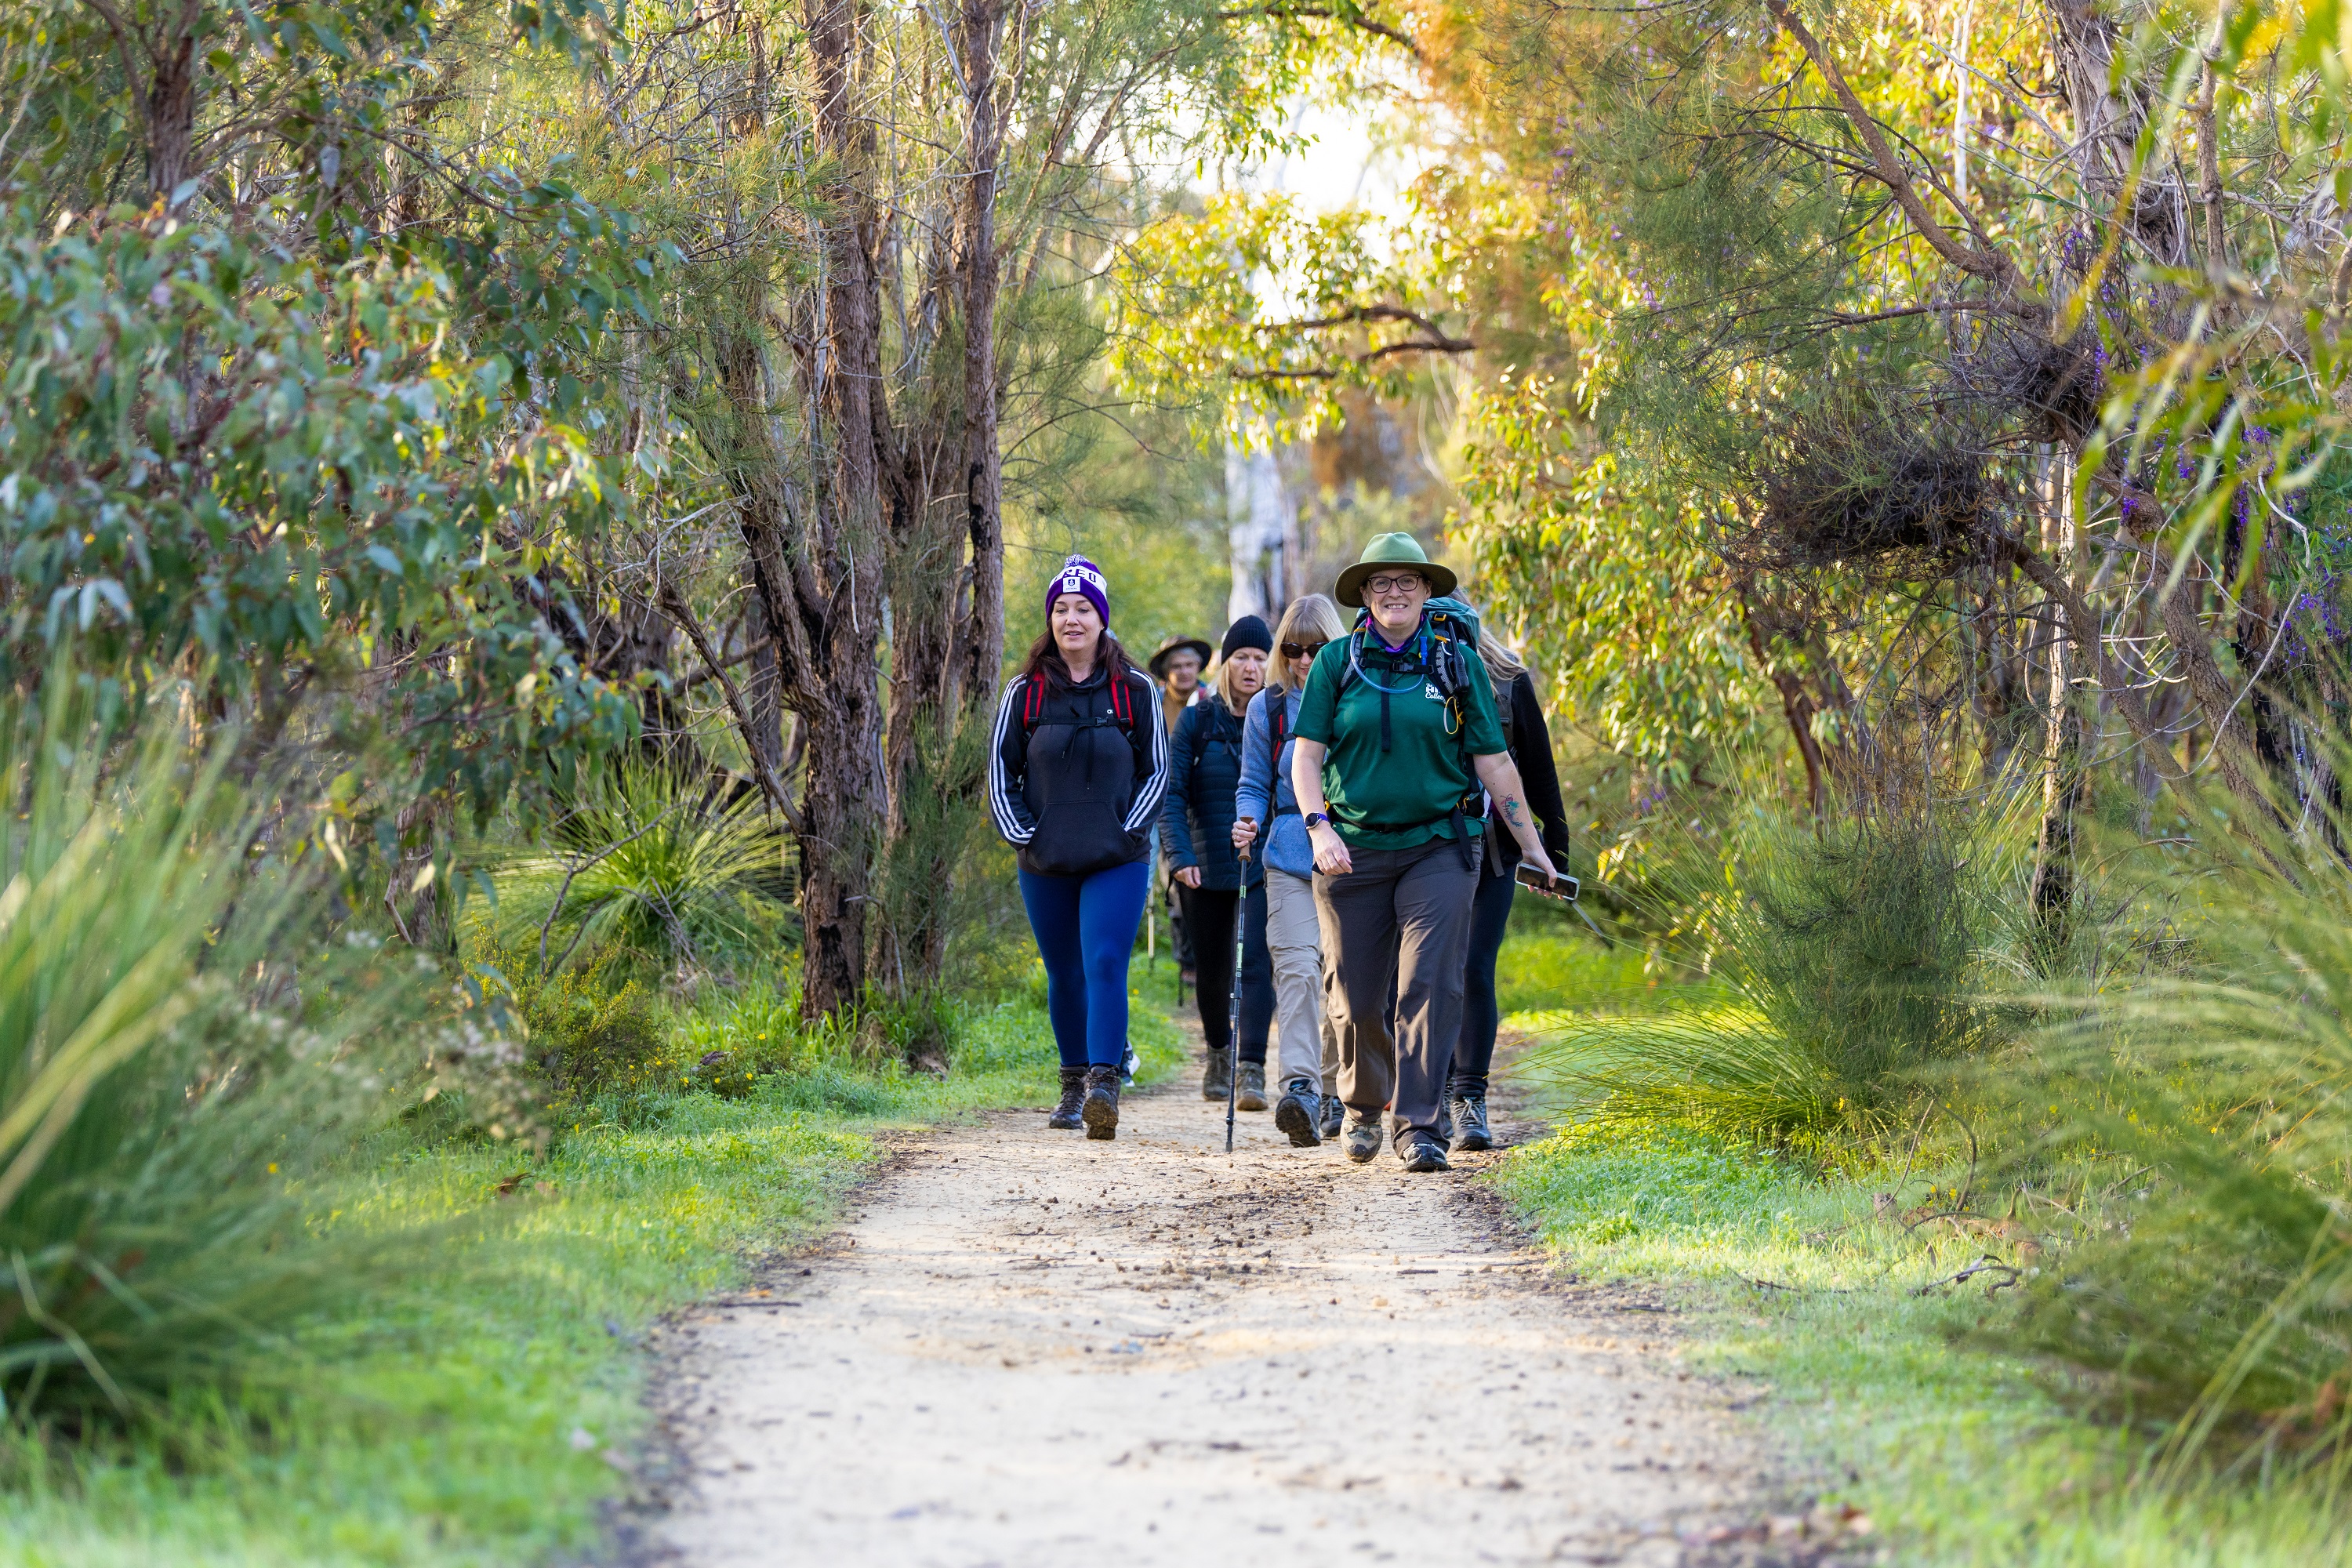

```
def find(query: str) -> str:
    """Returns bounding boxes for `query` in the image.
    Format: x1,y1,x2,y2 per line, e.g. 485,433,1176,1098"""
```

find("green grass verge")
1492,915,2352,1566
0,961,1185,1568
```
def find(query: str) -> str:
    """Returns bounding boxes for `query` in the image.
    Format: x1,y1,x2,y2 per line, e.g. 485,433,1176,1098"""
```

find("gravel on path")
641,1062,1759,1567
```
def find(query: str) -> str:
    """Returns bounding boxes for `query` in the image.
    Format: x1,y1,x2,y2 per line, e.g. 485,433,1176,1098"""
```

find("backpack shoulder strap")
1019,671,1046,736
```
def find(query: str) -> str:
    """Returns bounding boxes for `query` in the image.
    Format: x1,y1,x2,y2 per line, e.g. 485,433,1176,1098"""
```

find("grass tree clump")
0,693,456,1425
1532,806,2015,1161
1989,811,2352,1470
492,763,792,985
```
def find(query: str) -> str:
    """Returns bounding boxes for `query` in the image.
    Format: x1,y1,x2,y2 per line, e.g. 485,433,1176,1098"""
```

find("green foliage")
1986,808,2352,1467
0,689,466,1424
488,764,790,983
0,207,641,794
1494,1125,2352,1568
1457,396,1774,786
1531,808,2015,1159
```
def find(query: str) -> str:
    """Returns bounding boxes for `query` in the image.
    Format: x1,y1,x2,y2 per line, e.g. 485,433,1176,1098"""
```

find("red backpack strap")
1110,671,1132,729
1022,672,1044,731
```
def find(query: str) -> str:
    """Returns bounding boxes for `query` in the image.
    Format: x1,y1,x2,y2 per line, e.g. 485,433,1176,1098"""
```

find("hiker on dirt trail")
989,557,1170,1142
1148,633,1214,991
1233,593,1349,1149
1425,596,1574,1156
1287,533,1562,1174
1163,616,1279,1113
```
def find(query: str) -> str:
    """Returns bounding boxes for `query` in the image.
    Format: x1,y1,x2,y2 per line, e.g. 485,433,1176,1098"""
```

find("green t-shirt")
1292,622,1508,850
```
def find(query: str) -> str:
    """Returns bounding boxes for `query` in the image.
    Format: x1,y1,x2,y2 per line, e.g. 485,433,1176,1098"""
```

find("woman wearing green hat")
1287,533,1561,1172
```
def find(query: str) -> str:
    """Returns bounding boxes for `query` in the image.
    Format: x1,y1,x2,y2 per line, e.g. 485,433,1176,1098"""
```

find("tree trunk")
876,0,1008,996
794,0,892,1020
954,0,1009,710
2029,450,2082,947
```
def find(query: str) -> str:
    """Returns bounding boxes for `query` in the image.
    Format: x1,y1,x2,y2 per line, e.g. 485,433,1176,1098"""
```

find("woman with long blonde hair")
1232,593,1349,1145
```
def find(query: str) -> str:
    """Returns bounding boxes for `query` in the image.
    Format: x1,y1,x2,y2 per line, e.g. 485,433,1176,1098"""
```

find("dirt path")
642,1063,1759,1566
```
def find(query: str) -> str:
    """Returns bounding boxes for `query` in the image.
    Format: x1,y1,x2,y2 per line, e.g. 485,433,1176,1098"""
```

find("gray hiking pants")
1312,834,1483,1148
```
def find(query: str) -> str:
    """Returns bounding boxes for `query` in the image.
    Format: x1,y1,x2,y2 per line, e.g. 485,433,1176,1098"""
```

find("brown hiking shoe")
1200,1047,1232,1102
1047,1065,1086,1130
1082,1065,1122,1140
1236,1060,1267,1111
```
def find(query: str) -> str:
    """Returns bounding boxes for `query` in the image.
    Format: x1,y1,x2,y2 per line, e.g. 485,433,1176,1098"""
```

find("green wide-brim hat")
1334,532,1458,608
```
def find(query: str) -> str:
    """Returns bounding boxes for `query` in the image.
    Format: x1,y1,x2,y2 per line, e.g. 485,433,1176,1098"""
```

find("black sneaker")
1047,1065,1086,1130
1437,1101,1454,1144
1082,1065,1122,1140
1273,1080,1323,1147
1341,1112,1383,1163
1449,1092,1493,1154
1319,1094,1345,1141
1122,1044,1140,1087
1399,1135,1450,1173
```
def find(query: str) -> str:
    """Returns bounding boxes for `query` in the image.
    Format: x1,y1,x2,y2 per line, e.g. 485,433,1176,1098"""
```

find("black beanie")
1221,615,1272,659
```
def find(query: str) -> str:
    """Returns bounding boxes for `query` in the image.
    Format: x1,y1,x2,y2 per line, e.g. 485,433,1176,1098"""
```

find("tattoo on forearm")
1502,796,1525,824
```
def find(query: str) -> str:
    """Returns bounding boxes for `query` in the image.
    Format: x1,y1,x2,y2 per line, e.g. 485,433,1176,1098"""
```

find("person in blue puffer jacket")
1232,593,1349,1148
1161,615,1277,1110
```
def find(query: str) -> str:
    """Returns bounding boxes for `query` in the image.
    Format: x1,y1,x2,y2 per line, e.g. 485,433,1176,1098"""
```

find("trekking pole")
1228,822,1254,1155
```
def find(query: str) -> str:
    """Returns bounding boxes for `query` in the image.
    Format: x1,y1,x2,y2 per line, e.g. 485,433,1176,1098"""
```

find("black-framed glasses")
1361,573,1429,596
1280,641,1327,660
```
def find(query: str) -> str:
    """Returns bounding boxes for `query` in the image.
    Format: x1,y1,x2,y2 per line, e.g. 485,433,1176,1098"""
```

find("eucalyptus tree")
0,0,660,931
1123,0,2352,935
567,0,1357,1014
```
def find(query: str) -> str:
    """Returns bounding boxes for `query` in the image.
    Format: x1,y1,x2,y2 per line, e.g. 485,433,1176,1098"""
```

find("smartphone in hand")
1514,863,1579,902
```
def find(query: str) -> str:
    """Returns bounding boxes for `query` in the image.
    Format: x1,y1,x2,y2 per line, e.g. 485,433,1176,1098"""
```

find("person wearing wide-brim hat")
1286,532,1561,1173
1147,633,1214,731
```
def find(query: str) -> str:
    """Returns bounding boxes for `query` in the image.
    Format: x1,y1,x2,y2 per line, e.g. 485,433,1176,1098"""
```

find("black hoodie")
988,663,1169,877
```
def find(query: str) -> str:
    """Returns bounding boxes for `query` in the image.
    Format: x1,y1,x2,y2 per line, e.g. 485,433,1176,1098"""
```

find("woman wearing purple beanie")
987,557,1171,1139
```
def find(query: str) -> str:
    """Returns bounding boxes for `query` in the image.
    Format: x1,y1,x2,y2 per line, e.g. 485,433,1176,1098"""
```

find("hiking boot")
1341,1111,1383,1164
1319,1094,1345,1141
1273,1079,1323,1147
1122,1044,1139,1087
1449,1091,1493,1154
1236,1060,1268,1111
1201,1047,1232,1102
1399,1135,1450,1174
1437,1100,1454,1144
1082,1065,1122,1140
1047,1065,1086,1130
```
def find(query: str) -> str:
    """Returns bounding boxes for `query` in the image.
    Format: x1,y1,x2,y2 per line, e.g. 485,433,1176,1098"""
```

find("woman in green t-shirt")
1287,533,1560,1172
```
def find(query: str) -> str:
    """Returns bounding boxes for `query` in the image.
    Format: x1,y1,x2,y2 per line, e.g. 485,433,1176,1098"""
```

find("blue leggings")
1018,859,1152,1069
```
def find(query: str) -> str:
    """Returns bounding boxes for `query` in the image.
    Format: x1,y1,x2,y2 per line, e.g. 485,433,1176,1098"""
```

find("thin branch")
1217,3,1421,59
656,583,806,834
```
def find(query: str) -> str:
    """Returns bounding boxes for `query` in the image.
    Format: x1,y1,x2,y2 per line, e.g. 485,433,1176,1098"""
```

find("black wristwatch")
1304,811,1330,830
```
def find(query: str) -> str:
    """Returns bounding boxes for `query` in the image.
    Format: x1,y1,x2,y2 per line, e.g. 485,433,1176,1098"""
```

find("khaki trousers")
1312,835,1482,1147
1263,868,1338,1094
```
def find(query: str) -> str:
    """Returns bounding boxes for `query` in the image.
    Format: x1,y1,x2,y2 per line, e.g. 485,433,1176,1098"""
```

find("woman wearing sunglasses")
1288,535,1561,1172
1232,593,1350,1147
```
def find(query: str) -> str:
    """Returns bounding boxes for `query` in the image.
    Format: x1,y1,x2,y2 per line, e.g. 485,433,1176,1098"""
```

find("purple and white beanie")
1047,555,1110,629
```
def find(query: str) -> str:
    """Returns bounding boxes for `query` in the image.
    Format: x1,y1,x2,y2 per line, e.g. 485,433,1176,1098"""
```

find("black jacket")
1484,670,1574,877
988,664,1169,878
1159,691,1259,891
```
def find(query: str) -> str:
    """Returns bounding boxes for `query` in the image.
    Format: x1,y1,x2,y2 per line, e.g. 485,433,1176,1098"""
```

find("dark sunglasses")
1279,641,1327,660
